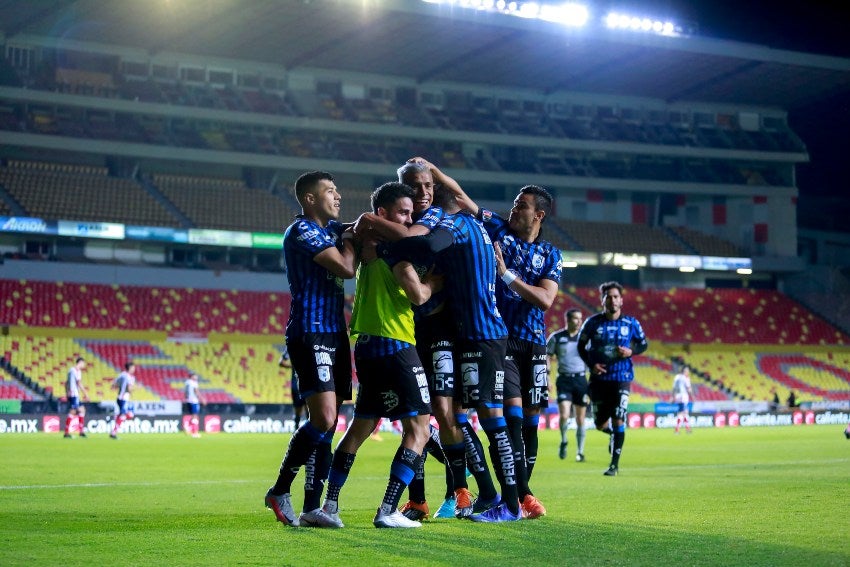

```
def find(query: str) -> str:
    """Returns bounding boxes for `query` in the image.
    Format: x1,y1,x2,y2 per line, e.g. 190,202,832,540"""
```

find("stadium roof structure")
1,0,848,111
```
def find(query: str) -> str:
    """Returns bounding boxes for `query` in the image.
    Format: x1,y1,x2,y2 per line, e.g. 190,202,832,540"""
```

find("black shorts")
556,372,589,406
503,338,549,409
286,332,352,401
415,310,458,399
353,345,431,420
291,371,306,408
457,338,506,409
589,380,631,425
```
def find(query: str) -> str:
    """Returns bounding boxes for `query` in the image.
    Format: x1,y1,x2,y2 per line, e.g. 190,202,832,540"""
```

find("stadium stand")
550,219,690,254
0,160,178,227
151,174,295,233
0,280,291,335
0,334,294,404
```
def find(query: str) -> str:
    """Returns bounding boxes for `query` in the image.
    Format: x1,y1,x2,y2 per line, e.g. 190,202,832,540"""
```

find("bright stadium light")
736,268,753,275
604,10,681,36
420,0,589,27
679,266,696,273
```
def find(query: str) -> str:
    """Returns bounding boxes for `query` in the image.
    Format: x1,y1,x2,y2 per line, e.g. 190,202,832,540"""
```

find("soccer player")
183,373,205,438
547,309,590,462
357,159,491,520
264,171,356,528
672,366,693,434
447,184,561,519
110,362,136,439
577,282,648,476
319,181,439,528
63,357,88,438
382,185,522,523
278,345,307,429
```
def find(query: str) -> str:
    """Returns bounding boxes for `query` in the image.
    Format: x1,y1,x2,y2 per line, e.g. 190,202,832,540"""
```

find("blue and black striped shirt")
576,313,648,382
480,210,562,345
435,212,507,341
283,216,347,338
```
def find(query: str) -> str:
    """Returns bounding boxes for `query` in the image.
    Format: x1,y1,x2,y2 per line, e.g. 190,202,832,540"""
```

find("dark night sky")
615,0,850,229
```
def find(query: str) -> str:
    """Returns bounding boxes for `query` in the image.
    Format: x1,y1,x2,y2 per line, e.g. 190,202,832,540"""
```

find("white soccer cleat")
264,489,297,526
373,508,422,528
299,508,344,528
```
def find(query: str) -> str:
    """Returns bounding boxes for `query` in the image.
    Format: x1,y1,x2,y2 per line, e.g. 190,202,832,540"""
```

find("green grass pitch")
1,426,847,566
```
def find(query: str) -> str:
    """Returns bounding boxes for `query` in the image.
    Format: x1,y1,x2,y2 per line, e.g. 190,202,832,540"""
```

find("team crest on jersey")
481,209,492,222
531,253,544,269
620,326,629,336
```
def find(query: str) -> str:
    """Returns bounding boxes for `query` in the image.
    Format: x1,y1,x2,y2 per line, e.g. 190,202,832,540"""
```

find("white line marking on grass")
0,475,390,491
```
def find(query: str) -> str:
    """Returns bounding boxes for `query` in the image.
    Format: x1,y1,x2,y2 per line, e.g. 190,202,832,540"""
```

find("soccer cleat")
374,508,421,528
471,493,501,514
845,427,850,440
299,508,344,528
469,502,521,523
79,432,87,438
520,495,547,519
399,500,429,521
558,442,567,460
454,488,473,519
264,489,297,526
603,465,618,476
64,433,72,439
109,434,118,440
433,497,456,519
575,453,585,462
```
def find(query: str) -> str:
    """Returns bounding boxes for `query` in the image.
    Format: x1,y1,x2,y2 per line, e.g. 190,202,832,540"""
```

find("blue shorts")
68,396,81,410
184,402,201,415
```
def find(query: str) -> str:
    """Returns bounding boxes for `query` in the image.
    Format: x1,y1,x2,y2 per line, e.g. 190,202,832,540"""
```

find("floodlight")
622,264,639,271
679,266,696,273
736,268,753,275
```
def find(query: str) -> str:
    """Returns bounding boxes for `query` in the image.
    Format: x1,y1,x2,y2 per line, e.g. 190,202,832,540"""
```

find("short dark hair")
519,185,553,222
599,281,624,297
294,171,334,204
371,182,415,213
566,308,582,319
124,361,134,371
75,357,85,364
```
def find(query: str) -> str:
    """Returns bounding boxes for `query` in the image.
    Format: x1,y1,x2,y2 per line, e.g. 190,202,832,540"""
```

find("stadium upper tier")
0,99,793,188
0,63,805,155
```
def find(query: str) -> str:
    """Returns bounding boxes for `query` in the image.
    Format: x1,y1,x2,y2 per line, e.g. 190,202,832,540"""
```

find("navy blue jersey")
283,216,347,338
576,313,648,382
435,212,507,341
414,205,445,231
480,210,562,345
412,205,448,321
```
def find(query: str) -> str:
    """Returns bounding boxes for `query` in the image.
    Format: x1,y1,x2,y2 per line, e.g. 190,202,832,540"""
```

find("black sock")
506,413,530,499
271,422,323,495
459,418,498,500
481,418,519,515
523,423,539,481
381,447,420,513
325,450,357,504
407,450,427,503
445,442,467,493
611,426,625,467
303,435,332,512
